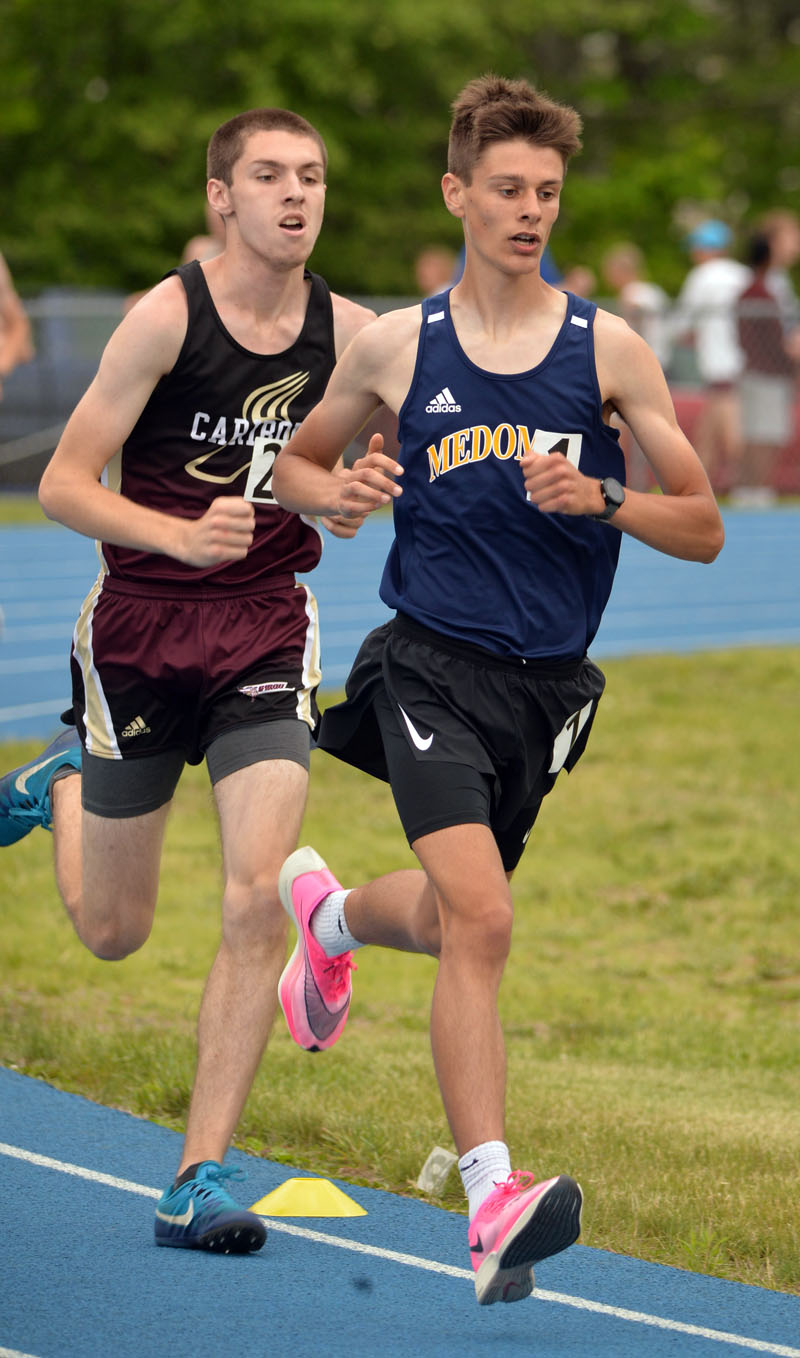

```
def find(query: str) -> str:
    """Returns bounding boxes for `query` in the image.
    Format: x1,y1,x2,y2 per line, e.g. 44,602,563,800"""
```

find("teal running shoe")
0,727,82,846
154,1161,267,1253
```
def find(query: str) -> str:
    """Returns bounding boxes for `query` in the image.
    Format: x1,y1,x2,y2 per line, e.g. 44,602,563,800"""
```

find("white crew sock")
459,1140,512,1219
309,889,363,957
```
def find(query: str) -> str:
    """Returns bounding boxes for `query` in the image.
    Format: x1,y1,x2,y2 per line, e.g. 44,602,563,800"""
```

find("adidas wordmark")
121,715,151,739
426,386,462,414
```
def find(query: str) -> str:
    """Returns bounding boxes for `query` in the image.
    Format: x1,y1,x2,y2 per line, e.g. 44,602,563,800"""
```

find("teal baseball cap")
686,219,733,250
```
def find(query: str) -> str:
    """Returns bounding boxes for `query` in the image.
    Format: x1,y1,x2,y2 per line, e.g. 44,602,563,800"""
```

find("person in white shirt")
670,220,750,491
602,242,670,365
602,242,671,490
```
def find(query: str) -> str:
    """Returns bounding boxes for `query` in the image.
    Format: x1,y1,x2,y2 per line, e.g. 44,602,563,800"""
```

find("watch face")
603,478,625,507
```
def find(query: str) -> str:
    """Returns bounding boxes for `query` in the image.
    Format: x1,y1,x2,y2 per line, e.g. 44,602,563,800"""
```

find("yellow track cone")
250,1177,367,1217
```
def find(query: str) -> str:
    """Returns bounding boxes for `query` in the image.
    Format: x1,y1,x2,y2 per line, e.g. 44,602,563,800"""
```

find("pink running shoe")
278,846,355,1052
468,1171,583,1306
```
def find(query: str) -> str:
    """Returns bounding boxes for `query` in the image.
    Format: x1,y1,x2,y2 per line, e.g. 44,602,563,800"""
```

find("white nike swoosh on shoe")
155,1199,195,1227
397,704,434,752
15,752,68,796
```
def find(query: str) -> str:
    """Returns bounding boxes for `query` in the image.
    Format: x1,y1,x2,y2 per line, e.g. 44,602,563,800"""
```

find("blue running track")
2,1068,799,1358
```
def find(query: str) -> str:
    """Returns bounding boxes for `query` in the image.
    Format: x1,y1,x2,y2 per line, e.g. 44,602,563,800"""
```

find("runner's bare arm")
38,279,255,567
274,310,417,519
0,252,35,383
522,312,724,563
322,296,400,537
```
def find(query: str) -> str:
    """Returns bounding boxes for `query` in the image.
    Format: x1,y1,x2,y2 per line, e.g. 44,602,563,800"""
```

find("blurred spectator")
0,247,35,640
0,249,35,400
124,204,227,314
734,232,798,503
601,242,671,491
757,208,800,338
560,263,596,298
601,241,670,366
669,219,750,491
180,202,226,266
415,245,458,297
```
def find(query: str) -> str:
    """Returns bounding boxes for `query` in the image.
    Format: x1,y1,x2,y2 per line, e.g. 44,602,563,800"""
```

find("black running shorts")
318,614,606,871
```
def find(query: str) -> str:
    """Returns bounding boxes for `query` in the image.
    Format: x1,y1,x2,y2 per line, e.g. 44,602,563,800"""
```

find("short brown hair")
207,108,328,185
448,75,582,183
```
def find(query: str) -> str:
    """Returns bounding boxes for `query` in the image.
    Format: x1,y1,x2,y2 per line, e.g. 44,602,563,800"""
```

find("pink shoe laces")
484,1170,536,1212
322,954,356,998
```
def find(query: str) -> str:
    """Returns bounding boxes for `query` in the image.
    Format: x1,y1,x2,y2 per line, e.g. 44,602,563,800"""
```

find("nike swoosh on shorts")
397,704,434,752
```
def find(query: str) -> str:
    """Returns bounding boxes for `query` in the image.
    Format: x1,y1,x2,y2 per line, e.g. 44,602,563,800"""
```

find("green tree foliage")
2,0,799,296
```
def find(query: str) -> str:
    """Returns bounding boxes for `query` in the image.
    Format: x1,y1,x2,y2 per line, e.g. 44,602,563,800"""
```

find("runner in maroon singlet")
4,108,393,1251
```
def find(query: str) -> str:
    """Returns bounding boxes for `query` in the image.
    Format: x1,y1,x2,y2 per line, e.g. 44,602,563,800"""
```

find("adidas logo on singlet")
121,715,151,739
425,386,462,414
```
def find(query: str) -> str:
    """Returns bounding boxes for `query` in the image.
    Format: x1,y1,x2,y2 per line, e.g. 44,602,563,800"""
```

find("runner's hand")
337,433,403,520
521,449,597,516
322,512,368,539
178,495,255,566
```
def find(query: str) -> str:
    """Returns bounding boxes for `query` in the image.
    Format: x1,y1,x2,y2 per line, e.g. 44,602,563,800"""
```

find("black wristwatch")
592,476,625,522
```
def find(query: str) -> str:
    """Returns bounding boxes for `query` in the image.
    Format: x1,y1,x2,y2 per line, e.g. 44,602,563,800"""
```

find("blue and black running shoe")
0,727,82,846
154,1161,267,1253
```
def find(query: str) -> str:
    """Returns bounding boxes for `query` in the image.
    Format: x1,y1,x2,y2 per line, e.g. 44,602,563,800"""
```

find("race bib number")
549,699,595,774
531,429,584,467
244,437,283,505
526,431,584,503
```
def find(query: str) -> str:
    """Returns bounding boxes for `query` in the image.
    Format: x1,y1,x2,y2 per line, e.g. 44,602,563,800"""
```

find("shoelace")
2,802,44,825
192,1164,246,1201
323,955,357,997
485,1169,536,1212
204,1164,246,1185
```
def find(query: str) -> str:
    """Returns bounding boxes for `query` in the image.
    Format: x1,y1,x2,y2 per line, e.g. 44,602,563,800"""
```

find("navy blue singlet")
382,289,626,660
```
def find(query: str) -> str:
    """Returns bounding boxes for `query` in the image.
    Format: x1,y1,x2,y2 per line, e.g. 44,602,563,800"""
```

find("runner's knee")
76,904,154,960
411,881,442,956
221,873,288,952
439,890,513,966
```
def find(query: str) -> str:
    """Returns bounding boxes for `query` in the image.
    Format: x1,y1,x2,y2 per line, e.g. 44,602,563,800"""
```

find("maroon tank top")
101,261,335,587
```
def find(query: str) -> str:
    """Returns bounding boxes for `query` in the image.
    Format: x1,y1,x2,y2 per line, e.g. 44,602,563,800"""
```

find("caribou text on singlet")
99,262,336,588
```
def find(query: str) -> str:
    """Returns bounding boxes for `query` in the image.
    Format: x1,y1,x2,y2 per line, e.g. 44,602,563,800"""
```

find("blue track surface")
2,508,800,743
2,1068,799,1358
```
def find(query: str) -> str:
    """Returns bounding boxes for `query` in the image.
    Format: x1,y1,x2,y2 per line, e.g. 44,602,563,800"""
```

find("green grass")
0,492,49,525
2,647,799,1295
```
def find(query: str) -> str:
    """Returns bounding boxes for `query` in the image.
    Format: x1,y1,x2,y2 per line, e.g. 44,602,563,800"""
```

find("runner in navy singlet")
271,75,724,1306
1,108,394,1252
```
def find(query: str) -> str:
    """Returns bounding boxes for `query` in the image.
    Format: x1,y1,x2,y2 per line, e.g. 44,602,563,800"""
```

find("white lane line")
0,655,68,675
0,624,74,642
0,699,69,722
0,1143,160,1198
532,1290,800,1356
0,600,86,617
2,1142,798,1357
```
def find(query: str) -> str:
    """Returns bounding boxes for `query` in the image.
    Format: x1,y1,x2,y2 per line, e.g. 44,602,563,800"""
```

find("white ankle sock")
459,1140,512,1219
309,889,362,957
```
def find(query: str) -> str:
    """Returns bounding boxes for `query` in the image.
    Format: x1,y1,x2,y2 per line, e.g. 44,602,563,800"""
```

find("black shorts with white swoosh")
317,614,605,870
